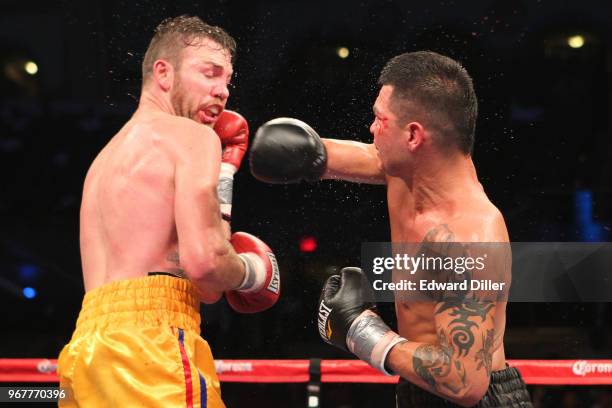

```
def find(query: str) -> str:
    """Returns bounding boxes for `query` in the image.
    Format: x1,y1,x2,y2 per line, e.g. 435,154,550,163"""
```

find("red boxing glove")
226,232,280,313
214,110,249,172
214,110,249,222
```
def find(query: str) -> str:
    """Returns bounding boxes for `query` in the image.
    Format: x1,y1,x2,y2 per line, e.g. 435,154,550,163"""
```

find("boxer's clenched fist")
215,110,249,172
214,110,249,223
250,118,327,183
317,267,407,375
226,232,280,313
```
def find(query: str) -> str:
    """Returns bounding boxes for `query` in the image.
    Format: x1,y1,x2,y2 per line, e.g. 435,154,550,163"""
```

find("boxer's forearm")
321,139,386,184
386,341,489,407
188,238,245,293
177,188,245,294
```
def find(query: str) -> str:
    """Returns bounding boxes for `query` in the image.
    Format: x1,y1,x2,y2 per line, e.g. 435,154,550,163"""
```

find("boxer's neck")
410,153,481,214
138,88,178,117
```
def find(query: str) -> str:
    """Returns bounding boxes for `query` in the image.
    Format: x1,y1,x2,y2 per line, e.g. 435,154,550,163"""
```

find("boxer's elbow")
182,253,218,283
452,377,489,407
181,242,226,284
189,259,219,281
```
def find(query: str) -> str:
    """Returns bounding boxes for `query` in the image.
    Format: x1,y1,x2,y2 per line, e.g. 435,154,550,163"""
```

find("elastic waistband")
490,365,523,385
396,365,532,408
73,275,201,337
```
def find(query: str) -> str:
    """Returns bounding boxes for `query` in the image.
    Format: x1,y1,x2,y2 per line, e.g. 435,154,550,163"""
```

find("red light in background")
299,236,317,253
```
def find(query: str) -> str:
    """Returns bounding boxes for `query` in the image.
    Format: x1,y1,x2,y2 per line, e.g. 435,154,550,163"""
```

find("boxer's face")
370,85,408,176
170,38,233,127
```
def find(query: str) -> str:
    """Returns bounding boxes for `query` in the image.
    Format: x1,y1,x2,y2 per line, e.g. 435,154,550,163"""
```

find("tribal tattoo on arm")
475,329,495,377
412,224,496,395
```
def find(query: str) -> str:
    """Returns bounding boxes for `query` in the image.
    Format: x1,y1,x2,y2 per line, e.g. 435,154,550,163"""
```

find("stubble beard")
170,76,197,122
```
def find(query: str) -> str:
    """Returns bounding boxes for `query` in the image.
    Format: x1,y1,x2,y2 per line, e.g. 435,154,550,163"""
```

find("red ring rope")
1,359,610,385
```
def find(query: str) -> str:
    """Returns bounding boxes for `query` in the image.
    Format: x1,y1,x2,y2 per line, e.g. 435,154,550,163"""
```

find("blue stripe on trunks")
198,370,208,407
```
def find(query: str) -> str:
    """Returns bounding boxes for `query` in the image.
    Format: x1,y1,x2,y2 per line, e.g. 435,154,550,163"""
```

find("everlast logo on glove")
226,232,281,313
318,301,333,342
266,252,280,294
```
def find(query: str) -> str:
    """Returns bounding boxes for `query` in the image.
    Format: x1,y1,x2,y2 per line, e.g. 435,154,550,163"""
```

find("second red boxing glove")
226,232,280,313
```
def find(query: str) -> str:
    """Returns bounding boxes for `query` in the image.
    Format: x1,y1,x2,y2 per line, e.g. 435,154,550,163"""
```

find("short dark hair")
142,15,236,84
378,51,478,155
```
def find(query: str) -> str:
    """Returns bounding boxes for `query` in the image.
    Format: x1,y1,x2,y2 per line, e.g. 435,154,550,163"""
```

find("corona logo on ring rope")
572,360,612,377
1,358,611,385
36,359,57,374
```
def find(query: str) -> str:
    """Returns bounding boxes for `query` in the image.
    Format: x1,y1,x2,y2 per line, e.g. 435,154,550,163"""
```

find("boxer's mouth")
199,104,223,124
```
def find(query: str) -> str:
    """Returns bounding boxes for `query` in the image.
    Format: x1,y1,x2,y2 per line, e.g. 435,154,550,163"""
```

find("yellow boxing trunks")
57,274,225,407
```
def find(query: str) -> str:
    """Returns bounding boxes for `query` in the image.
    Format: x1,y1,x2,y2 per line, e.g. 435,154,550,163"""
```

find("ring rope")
1,359,611,385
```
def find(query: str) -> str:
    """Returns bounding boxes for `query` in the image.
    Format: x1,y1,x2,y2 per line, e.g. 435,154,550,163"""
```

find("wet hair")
378,51,477,155
141,15,236,84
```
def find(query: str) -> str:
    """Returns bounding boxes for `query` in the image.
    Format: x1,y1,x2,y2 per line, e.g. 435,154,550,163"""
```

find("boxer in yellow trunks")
58,16,281,407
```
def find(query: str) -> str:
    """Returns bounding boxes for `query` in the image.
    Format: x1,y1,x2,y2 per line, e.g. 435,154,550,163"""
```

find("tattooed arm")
385,224,504,407
386,296,496,406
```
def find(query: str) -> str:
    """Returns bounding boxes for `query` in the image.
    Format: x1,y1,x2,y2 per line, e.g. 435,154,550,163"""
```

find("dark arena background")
1,0,611,407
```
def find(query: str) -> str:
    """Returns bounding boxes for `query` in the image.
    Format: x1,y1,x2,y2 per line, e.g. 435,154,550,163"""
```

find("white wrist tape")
218,163,237,217
346,310,408,375
236,253,266,292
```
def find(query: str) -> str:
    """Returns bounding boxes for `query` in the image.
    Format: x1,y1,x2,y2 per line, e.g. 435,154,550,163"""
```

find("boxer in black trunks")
250,51,532,407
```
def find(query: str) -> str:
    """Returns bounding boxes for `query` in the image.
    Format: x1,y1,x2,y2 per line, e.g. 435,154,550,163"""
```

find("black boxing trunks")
396,366,533,408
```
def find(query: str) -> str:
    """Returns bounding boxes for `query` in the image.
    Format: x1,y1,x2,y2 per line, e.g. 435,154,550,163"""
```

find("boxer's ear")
405,121,425,152
152,59,174,92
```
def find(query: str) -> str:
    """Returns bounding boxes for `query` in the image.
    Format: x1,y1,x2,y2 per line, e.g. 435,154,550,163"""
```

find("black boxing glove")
317,267,407,375
249,118,327,183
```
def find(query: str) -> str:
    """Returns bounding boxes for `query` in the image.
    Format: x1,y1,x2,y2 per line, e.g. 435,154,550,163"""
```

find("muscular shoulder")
460,202,509,243
423,203,508,244
151,114,221,159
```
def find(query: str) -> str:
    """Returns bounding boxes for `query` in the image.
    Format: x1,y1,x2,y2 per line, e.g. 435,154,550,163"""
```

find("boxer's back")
80,111,182,292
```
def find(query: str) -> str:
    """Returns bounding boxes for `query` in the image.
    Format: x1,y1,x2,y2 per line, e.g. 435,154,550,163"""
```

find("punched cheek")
379,117,389,131
373,118,388,138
